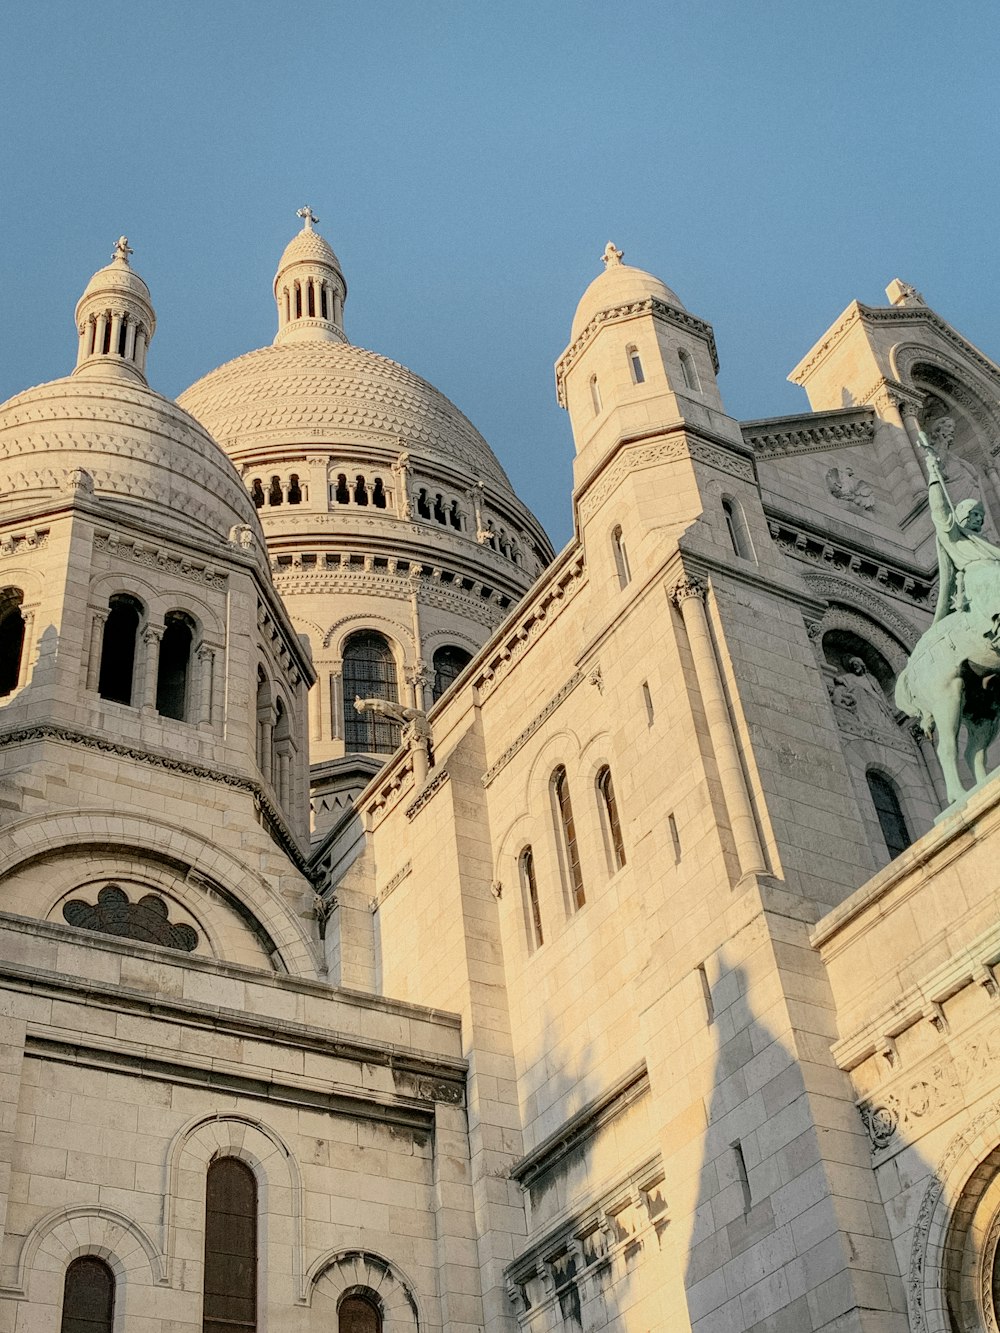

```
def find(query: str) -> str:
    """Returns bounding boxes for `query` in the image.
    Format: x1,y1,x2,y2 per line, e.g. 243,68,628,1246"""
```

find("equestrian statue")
895,434,1000,804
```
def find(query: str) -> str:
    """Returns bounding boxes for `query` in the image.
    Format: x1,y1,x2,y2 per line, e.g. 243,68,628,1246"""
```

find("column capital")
670,575,707,607
142,623,163,646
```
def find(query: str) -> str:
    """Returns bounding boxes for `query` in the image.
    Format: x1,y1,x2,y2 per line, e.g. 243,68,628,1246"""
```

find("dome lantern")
273,207,348,347
73,236,156,384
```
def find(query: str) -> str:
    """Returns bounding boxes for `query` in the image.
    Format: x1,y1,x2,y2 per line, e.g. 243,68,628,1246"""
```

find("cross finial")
112,235,133,265
297,206,319,231
602,241,623,269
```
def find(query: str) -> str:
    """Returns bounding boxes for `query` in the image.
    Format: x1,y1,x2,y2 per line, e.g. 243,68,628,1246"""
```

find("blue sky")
2,2,998,549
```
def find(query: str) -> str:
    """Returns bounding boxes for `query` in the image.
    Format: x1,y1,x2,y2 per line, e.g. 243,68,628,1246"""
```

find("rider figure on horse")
921,435,1000,625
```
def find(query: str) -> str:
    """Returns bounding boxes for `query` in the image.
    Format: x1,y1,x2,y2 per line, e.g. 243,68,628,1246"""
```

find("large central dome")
179,340,513,488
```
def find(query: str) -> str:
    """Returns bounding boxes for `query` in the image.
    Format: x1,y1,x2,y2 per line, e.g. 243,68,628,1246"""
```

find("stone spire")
273,208,348,346
73,236,156,383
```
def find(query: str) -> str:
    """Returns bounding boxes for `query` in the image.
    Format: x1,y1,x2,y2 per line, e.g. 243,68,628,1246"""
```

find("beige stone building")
1,218,999,1332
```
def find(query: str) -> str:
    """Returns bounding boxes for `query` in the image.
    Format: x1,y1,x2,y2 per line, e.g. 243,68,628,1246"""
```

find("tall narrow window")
611,525,631,589
722,497,754,561
268,476,283,506
0,590,26,697
432,645,472,702
519,846,543,950
343,632,401,754
339,1294,382,1333
416,489,431,519
867,771,911,859
627,344,645,384
354,475,368,505
590,375,602,416
449,500,462,530
204,1157,257,1333
251,479,265,508
60,1255,115,1333
273,697,292,805
433,494,447,524
597,765,626,870
334,473,350,504
679,347,701,391
372,478,387,509
156,612,194,721
552,765,585,910
287,474,302,504
98,593,142,705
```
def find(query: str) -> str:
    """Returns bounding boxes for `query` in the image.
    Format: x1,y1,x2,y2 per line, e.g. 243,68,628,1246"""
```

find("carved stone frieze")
742,409,876,459
273,564,512,631
0,528,48,558
579,437,754,523
94,532,228,587
795,555,929,621
404,769,450,821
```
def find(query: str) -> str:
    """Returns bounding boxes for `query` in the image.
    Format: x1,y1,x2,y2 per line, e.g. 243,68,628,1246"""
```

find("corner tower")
179,211,554,833
0,239,319,978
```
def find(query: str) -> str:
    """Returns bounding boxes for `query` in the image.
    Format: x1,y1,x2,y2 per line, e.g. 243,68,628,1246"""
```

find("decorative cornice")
482,670,584,787
556,296,720,405
767,517,933,609
790,302,1000,387
94,531,228,587
741,408,876,459
0,723,313,878
472,552,587,699
404,769,450,821
370,860,412,912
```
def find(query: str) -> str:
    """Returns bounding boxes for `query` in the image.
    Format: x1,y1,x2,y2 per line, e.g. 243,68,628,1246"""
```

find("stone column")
258,712,274,783
94,312,108,356
124,316,137,362
329,665,343,741
140,624,163,713
196,645,215,730
671,576,767,880
16,609,35,691
109,312,123,357
134,327,147,370
85,610,108,691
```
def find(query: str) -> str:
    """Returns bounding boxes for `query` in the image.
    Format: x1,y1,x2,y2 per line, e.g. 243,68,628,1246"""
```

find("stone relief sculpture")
895,433,1000,803
826,465,875,512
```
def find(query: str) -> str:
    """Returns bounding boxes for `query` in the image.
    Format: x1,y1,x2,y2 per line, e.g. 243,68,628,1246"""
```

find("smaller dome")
73,237,157,386
76,252,152,310
273,227,344,286
571,242,685,341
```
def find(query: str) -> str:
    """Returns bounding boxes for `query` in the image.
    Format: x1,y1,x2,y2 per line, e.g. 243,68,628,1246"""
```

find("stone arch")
307,1248,421,1330
892,342,1000,441
420,627,480,656
322,613,414,656
801,573,921,665
0,811,321,977
1,1203,165,1303
164,1111,305,1304
908,1097,1000,1332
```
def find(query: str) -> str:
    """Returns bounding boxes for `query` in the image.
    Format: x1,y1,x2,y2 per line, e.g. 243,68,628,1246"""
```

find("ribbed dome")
571,249,685,341
274,227,343,278
178,341,514,489
0,374,262,544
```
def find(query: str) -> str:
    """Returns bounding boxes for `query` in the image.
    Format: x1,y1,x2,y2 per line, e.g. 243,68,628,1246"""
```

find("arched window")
343,632,401,754
250,479,265,509
339,1293,382,1333
0,589,26,697
596,765,626,870
287,474,302,504
354,475,368,505
204,1157,257,1333
432,645,472,702
612,525,631,589
867,771,911,859
268,476,283,506
449,500,462,530
679,347,701,391
372,478,387,509
519,846,543,951
590,374,602,416
433,494,447,524
98,593,142,705
416,489,431,519
156,612,194,721
334,474,350,504
722,497,754,561
627,344,645,384
552,766,585,910
60,1255,115,1333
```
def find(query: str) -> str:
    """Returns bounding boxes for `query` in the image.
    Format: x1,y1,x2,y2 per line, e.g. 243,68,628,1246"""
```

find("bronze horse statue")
895,436,1000,805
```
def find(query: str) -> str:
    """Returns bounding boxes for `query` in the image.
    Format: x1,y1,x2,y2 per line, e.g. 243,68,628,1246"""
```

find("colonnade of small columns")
279,277,344,328
76,309,149,372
